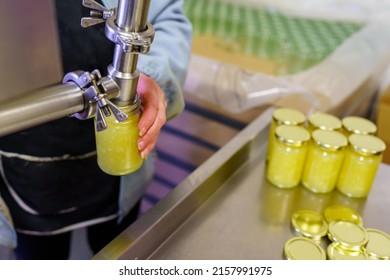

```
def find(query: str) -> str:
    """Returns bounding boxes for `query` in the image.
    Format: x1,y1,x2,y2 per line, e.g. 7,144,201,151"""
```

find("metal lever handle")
64,69,127,132
81,0,116,28
91,89,128,132
93,92,128,132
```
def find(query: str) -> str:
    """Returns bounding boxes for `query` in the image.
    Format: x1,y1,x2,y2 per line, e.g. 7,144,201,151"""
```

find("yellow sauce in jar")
302,130,347,193
267,108,305,161
336,134,386,198
95,102,143,176
267,125,310,188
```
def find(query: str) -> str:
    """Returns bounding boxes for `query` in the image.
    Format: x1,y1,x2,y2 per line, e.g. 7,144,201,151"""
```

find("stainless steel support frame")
0,0,152,136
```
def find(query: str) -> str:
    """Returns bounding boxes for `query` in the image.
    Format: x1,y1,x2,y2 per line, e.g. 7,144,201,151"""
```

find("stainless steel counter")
93,108,390,260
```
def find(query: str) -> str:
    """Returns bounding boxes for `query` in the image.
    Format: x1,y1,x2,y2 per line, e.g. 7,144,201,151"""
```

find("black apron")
0,0,120,234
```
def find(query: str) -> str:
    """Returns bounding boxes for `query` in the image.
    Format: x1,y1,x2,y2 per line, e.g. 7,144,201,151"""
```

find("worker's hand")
137,73,167,159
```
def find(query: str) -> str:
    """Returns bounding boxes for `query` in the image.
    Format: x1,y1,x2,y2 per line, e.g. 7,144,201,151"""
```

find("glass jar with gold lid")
267,107,306,161
341,116,377,136
307,112,342,133
302,130,347,193
336,134,386,198
266,125,310,188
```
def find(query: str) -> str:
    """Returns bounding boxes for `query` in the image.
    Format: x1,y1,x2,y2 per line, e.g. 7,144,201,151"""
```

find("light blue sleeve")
0,195,17,249
102,0,192,221
103,0,193,119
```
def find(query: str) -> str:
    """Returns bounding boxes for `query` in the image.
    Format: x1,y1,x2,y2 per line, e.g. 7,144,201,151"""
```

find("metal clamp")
105,18,154,54
81,0,116,28
80,0,154,54
63,70,127,132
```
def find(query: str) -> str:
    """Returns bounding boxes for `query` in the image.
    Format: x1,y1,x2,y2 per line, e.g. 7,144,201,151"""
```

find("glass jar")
307,112,342,133
266,125,310,188
341,116,377,136
267,107,306,161
336,134,386,198
302,130,347,193
95,100,143,176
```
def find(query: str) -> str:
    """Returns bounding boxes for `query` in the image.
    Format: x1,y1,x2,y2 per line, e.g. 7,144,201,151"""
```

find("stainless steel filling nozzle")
74,0,154,131
0,0,154,136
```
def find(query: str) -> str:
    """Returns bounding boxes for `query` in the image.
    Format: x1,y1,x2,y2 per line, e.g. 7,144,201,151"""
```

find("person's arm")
103,0,192,159
137,0,192,159
0,195,17,252
137,0,192,119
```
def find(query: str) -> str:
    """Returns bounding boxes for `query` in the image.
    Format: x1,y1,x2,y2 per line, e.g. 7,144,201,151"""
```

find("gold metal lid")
328,221,368,251
275,125,310,147
327,242,369,260
311,130,348,151
323,205,363,226
291,209,328,240
308,112,342,131
273,108,306,126
365,228,390,260
284,237,326,260
342,116,377,135
348,134,386,156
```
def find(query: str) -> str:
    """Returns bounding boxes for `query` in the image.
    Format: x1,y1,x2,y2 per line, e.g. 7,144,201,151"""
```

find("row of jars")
266,108,387,198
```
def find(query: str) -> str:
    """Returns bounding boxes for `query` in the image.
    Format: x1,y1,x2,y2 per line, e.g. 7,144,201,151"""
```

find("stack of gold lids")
327,220,369,260
284,209,328,260
283,205,390,260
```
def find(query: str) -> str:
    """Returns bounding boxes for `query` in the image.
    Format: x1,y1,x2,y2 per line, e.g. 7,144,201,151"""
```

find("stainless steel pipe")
109,0,151,105
0,0,152,136
0,0,150,136
0,83,84,137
